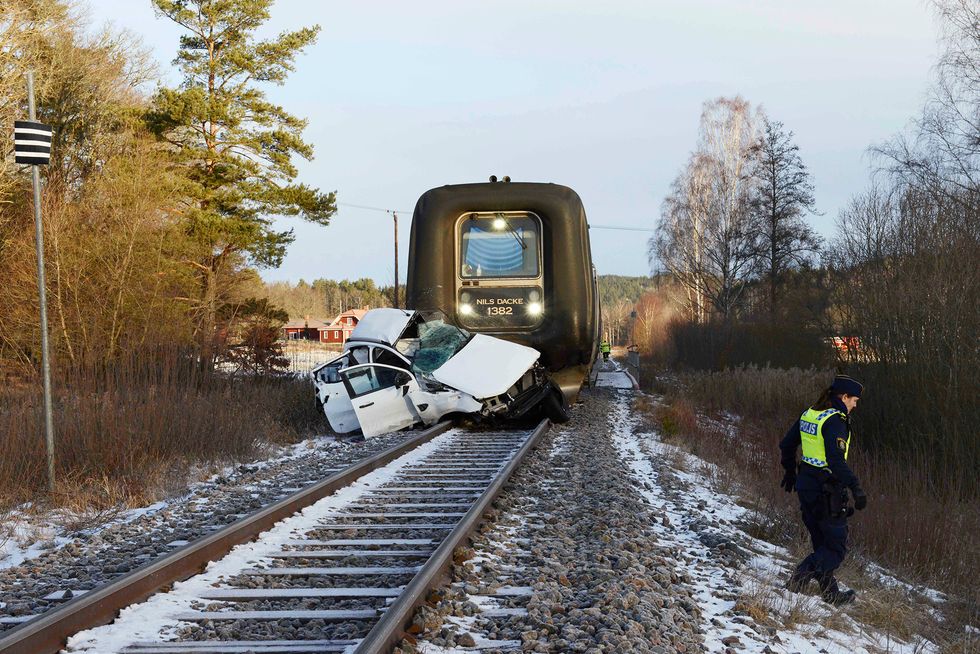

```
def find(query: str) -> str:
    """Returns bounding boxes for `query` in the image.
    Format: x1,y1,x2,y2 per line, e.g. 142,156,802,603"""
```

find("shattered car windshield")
411,319,470,374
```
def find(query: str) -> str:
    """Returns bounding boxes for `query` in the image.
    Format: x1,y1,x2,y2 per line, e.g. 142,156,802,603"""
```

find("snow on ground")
0,433,344,574
610,392,939,654
281,340,342,373
0,500,173,574
0,519,71,571
594,358,636,389
65,429,463,653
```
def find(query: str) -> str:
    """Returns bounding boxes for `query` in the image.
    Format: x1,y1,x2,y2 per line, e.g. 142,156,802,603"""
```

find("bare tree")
829,0,980,485
651,96,763,321
654,155,709,322
750,118,821,316
875,0,979,209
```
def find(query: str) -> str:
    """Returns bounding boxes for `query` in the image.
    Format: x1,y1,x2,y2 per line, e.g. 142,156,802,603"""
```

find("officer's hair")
812,387,837,410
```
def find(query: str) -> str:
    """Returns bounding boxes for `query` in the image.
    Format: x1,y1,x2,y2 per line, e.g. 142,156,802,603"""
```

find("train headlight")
460,303,474,315
528,289,541,302
527,302,543,316
492,217,507,230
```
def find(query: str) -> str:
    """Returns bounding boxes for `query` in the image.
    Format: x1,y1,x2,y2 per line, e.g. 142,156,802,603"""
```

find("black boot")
786,566,816,593
819,576,856,605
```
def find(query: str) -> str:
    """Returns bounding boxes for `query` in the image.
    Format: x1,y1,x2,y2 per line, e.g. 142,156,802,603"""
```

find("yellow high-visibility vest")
799,408,849,468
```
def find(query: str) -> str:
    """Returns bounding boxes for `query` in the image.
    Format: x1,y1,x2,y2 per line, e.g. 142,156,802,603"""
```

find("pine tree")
146,0,335,361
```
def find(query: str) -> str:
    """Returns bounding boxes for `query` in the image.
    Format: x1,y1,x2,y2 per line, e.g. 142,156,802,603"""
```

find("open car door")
314,345,370,434
340,364,422,438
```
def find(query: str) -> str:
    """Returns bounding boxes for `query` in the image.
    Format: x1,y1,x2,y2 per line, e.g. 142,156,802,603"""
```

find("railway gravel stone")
400,389,707,653
0,431,414,631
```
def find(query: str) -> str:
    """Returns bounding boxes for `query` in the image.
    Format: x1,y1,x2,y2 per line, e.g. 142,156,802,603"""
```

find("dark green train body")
406,180,600,403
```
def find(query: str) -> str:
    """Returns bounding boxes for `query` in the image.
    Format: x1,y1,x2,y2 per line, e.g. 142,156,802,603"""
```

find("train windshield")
459,214,540,279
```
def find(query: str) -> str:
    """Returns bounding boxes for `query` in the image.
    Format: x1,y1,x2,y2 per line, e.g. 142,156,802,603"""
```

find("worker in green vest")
779,375,867,605
600,339,611,361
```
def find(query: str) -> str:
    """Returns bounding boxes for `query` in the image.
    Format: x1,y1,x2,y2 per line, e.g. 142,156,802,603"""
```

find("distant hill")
597,275,659,309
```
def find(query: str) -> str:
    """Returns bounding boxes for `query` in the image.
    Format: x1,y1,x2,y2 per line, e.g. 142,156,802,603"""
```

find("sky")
83,0,939,286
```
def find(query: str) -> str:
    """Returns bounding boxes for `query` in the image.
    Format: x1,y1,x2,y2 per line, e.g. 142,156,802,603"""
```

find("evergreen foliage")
147,0,334,356
596,274,659,310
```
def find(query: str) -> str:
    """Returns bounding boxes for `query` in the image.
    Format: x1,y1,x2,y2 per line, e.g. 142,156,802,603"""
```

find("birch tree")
652,97,763,321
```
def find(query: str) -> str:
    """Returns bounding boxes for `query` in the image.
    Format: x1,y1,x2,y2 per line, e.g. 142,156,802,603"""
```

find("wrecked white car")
311,308,565,437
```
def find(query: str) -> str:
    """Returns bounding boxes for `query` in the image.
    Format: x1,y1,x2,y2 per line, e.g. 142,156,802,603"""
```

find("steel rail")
0,422,453,654
353,418,550,654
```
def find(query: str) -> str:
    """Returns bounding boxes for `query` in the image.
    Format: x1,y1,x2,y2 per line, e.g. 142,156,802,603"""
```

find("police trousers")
796,487,849,577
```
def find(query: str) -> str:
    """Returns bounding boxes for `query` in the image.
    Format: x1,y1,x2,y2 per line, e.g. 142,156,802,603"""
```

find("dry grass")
635,366,980,642
0,351,321,512
653,399,697,441
848,586,924,645
642,366,978,598
734,576,816,631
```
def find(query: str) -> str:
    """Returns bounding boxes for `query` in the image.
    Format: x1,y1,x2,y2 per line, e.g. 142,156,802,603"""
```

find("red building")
283,317,331,341
318,309,369,344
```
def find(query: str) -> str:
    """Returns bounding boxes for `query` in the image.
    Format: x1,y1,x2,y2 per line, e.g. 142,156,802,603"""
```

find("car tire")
543,387,570,424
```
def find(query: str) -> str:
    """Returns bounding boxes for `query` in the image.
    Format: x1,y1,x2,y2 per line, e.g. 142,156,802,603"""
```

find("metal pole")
392,211,399,309
26,71,56,495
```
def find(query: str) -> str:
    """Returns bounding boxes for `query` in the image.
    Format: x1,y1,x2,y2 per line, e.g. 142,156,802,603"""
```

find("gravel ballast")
401,388,706,654
402,376,943,654
0,431,414,630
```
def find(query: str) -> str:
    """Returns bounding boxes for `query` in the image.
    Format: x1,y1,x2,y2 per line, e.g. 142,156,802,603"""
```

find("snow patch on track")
65,429,463,653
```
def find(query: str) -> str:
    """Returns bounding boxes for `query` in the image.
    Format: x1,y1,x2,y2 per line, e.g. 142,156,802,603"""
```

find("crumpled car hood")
348,308,414,345
432,334,540,399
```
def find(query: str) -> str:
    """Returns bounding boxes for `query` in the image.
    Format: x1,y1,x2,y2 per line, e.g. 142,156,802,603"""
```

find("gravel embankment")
401,388,706,654
0,431,414,630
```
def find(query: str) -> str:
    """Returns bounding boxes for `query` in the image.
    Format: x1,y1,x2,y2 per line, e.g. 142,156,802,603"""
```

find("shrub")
636,367,979,613
0,349,321,510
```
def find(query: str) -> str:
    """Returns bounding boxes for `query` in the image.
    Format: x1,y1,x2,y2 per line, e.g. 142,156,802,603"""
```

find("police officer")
600,340,611,361
779,375,867,605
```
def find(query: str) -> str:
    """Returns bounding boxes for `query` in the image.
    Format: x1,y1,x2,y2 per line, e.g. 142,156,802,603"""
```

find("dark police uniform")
779,387,865,604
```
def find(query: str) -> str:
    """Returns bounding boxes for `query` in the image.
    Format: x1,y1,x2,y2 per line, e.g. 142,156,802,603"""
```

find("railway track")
0,419,549,654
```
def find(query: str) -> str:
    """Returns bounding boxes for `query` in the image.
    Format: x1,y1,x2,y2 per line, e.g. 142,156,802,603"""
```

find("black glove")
780,470,796,492
853,489,867,511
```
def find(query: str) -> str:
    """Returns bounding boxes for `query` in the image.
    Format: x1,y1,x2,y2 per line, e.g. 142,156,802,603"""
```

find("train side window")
459,214,540,279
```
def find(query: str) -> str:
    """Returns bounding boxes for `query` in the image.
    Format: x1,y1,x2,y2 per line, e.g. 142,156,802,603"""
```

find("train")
405,178,600,420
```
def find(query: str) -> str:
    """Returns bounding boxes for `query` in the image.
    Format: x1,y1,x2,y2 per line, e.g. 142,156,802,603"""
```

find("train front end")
406,180,598,404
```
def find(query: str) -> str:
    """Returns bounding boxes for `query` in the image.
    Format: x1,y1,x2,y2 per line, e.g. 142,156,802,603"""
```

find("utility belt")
800,463,853,519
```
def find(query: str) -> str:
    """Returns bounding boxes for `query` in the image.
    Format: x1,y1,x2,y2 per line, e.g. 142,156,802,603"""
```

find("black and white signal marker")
14,120,52,165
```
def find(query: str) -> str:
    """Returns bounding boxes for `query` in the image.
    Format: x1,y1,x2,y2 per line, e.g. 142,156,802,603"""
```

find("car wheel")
543,387,570,424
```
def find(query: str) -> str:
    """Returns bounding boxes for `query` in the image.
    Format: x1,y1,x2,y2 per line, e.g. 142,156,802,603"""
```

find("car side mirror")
395,371,412,387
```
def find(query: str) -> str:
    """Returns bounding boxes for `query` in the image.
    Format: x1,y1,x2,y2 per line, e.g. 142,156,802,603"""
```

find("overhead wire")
339,202,654,233
337,202,411,214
